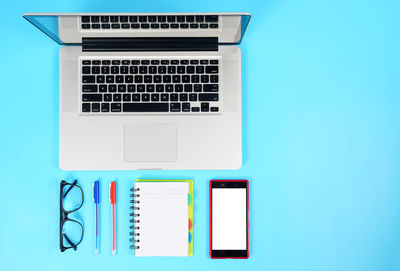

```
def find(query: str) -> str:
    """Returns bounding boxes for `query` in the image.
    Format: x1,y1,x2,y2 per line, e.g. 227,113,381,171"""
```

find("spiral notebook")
130,179,194,257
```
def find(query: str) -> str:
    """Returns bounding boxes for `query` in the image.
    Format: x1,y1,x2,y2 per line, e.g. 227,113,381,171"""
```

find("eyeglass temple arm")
63,180,78,198
63,233,78,251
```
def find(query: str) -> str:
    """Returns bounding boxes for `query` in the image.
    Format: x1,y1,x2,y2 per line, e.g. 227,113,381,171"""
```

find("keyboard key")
148,16,156,22
82,103,90,112
200,60,209,64
156,84,164,92
92,103,100,112
146,84,155,92
101,16,109,22
186,16,195,22
173,75,181,83
142,94,150,101
137,84,145,92
189,93,197,101
113,94,121,101
121,66,129,74
205,15,218,22
101,60,110,65
82,60,91,65
170,94,178,101
206,66,219,73
170,103,181,112
186,66,195,73
180,23,189,29
82,66,91,74
99,85,107,92
195,15,204,22
163,75,172,83
82,85,98,92
108,85,117,92
167,16,175,22
118,85,126,92
190,60,199,65
211,107,219,112
82,76,95,83
104,93,112,102
122,60,130,65
106,75,114,83
122,24,130,29
201,75,209,83
203,84,219,92
199,93,219,101
120,16,128,22
95,76,104,83
139,16,147,22
101,66,110,74
141,23,150,29
166,84,174,92
82,94,102,102
111,103,121,112
112,60,120,65
210,60,219,64
184,84,193,92
161,60,170,65
92,24,100,29
91,16,100,23
196,66,204,73
161,94,169,101
128,84,136,92
102,24,110,29
182,75,190,83
110,16,119,22
112,24,120,29
129,16,138,22
201,102,209,112
125,75,133,83
132,94,140,101
191,75,199,83
82,16,90,23
124,103,169,112
130,66,138,74
92,66,100,74
174,84,183,92
151,94,159,101
210,75,219,83
135,75,143,83
151,24,159,29
200,24,208,29
177,16,185,22
116,75,124,83
210,24,219,29
131,23,140,29
171,24,179,29
182,103,190,112
161,24,169,29
191,107,200,112
179,93,188,101
101,103,110,112
190,24,199,28
141,60,150,65
194,84,202,92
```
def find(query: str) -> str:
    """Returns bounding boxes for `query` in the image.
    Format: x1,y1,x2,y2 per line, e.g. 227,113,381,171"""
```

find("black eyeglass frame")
59,180,84,252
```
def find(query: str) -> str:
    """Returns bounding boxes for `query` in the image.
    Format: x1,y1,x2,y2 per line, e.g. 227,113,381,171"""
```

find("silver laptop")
24,13,251,170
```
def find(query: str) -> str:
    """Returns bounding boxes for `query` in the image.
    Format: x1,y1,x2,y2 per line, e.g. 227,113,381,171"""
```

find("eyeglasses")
60,180,84,252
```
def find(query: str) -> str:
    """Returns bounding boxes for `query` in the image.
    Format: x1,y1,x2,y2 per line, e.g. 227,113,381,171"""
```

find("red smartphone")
210,180,249,259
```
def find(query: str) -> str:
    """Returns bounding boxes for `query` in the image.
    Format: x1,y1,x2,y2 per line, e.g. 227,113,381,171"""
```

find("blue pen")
93,180,100,255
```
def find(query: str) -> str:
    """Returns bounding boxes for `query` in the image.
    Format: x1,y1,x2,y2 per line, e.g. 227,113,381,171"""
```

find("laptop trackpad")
124,123,177,162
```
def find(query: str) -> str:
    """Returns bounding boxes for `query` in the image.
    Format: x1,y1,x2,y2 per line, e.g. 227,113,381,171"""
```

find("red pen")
110,181,117,255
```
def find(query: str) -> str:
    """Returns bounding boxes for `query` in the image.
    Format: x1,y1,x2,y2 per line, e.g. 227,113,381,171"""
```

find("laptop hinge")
82,37,218,52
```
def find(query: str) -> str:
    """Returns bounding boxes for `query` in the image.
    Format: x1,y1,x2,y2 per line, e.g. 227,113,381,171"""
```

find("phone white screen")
212,188,247,250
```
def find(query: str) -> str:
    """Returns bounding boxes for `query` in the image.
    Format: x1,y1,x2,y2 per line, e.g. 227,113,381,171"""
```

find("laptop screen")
23,13,251,45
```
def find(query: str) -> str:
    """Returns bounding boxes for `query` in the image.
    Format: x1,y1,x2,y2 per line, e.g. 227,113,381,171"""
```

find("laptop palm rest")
124,123,177,162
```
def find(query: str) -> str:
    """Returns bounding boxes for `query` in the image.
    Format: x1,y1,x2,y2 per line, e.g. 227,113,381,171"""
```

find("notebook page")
135,182,189,256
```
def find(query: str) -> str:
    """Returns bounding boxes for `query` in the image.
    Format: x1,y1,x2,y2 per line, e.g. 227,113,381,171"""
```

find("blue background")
1,0,399,270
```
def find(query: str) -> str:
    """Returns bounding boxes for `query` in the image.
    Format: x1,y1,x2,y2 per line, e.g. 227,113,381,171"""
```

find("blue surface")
1,0,400,270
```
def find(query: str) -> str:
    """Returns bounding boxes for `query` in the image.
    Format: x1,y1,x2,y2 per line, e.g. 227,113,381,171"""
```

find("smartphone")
210,180,249,259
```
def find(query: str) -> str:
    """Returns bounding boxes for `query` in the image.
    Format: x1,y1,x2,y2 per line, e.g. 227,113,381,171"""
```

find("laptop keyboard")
81,15,219,30
81,58,221,114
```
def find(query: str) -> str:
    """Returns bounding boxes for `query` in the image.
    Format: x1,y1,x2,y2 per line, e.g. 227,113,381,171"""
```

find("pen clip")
110,181,116,204
93,180,99,204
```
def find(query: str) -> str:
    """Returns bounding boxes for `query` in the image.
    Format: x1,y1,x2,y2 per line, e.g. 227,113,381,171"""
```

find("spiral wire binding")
129,187,140,250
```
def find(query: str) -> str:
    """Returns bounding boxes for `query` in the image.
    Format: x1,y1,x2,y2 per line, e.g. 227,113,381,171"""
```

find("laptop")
23,13,251,170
